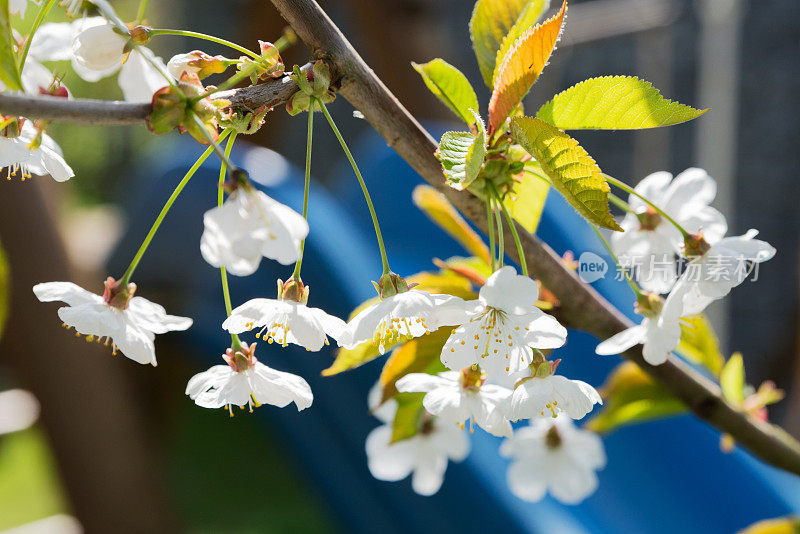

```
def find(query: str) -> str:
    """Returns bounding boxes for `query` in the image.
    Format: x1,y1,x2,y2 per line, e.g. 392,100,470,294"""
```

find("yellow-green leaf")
487,1,566,135
720,352,746,405
391,392,427,443
504,163,550,233
470,0,550,87
586,361,686,434
413,185,491,264
676,314,725,377
536,75,708,130
510,116,622,231
436,119,486,191
0,0,22,91
413,59,480,125
492,0,551,86
379,329,450,403
737,515,800,534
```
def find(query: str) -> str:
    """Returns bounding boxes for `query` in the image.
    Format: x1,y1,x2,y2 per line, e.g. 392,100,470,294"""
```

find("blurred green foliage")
167,402,341,533
0,428,71,530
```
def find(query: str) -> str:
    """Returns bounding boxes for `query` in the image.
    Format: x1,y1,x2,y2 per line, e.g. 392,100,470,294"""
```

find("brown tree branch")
0,71,303,124
267,0,800,476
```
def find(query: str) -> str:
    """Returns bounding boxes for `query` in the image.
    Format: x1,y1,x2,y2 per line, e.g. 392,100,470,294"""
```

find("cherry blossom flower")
0,120,74,181
66,18,171,102
186,341,312,415
500,415,606,504
33,277,192,366
167,50,228,79
72,22,126,72
200,186,309,276
612,168,727,293
9,0,29,16
338,286,469,355
662,229,776,320
365,412,469,496
396,367,513,437
222,278,345,351
509,363,601,421
595,292,683,366
441,266,567,377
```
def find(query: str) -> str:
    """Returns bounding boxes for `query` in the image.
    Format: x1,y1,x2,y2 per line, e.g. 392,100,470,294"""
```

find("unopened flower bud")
128,25,152,46
102,276,136,310
168,50,229,80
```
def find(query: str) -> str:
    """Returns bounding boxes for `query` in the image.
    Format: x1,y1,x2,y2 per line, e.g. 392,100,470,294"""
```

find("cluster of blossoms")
4,0,779,512
362,266,605,502
597,169,775,365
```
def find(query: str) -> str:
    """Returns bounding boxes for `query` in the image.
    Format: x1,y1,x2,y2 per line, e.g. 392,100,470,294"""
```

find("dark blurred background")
0,0,798,532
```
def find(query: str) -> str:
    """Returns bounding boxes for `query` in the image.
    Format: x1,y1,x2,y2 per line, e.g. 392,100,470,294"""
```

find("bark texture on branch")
0,73,301,125
268,0,800,476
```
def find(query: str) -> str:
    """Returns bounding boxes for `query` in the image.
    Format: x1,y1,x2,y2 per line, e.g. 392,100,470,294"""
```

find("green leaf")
391,392,427,443
0,0,22,91
412,185,491,265
379,329,450,403
536,76,708,130
492,0,550,86
587,361,686,434
510,116,622,231
676,314,725,377
436,114,486,190
412,59,480,125
720,352,746,405
470,0,549,87
504,163,550,233
487,1,566,135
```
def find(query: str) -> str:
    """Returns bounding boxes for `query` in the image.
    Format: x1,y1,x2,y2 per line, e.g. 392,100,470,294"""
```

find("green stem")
494,197,504,267
486,196,496,272
216,131,242,349
495,190,528,276
136,0,149,23
18,0,57,70
319,101,390,274
609,192,634,214
292,100,315,280
605,174,691,238
120,129,232,285
190,114,238,175
589,223,642,297
150,29,260,60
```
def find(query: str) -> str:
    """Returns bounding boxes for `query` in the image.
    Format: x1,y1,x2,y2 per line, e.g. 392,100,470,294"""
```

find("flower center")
459,365,485,392
636,206,662,231
460,306,528,373
102,277,136,310
545,425,562,450
372,315,428,351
